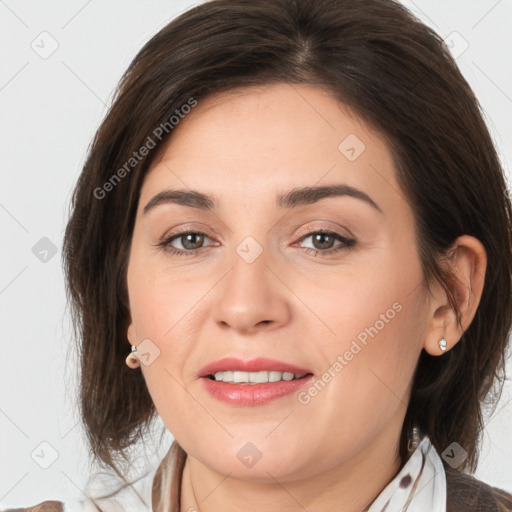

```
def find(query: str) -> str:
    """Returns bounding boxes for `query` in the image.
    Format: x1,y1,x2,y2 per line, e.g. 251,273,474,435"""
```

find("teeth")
233,371,248,383
269,371,282,382
212,370,306,384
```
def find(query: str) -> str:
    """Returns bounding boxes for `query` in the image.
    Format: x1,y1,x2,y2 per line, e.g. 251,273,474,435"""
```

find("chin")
196,447,314,483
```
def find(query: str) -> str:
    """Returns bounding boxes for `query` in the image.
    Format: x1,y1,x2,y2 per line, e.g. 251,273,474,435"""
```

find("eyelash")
157,228,356,258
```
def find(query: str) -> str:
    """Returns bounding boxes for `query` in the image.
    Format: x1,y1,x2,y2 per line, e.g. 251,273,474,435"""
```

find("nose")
211,241,291,334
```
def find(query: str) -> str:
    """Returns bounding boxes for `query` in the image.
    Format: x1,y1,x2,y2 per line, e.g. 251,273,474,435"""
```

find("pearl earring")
126,345,140,368
438,338,447,351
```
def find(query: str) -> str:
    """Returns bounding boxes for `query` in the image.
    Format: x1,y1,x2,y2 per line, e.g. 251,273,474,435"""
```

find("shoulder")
3,500,64,512
446,469,512,511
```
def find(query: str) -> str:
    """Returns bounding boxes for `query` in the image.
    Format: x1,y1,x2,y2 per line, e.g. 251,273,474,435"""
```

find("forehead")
139,83,405,218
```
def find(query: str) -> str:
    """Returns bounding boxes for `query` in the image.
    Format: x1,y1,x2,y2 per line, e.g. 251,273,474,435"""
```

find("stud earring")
126,345,140,369
439,338,447,352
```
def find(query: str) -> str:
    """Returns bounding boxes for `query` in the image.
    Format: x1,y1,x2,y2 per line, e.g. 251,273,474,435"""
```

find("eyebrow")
142,184,383,215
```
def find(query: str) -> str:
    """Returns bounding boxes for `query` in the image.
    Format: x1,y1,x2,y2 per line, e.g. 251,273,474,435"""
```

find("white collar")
366,436,447,512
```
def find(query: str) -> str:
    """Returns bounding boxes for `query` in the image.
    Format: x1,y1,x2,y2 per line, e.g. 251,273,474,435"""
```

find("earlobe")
125,321,141,369
127,321,136,345
423,235,487,356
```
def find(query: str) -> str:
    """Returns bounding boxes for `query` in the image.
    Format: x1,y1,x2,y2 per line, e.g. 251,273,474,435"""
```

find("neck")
179,428,403,512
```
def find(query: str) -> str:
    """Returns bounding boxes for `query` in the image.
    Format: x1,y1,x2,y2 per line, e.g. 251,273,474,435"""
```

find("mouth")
198,357,314,406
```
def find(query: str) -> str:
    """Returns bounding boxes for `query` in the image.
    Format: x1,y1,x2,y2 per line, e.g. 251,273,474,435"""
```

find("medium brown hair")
62,0,512,506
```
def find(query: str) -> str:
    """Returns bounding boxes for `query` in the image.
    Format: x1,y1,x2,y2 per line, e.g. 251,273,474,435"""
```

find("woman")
8,0,512,510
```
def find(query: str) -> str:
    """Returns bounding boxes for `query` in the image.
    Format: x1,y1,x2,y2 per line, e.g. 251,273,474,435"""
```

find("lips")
197,357,314,406
197,357,313,378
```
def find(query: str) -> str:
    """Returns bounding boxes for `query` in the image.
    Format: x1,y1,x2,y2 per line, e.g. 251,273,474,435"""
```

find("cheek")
300,244,424,360
125,246,233,438
291,248,427,443
127,242,207,342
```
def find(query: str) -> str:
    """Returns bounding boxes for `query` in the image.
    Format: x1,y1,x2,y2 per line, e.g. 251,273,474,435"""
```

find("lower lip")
200,375,314,406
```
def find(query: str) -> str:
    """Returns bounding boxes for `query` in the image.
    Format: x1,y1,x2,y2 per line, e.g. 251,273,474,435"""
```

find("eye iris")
182,233,204,250
312,233,335,250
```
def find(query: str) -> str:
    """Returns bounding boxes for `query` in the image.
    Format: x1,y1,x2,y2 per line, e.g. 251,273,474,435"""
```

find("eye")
158,231,215,256
157,228,356,258
297,229,356,256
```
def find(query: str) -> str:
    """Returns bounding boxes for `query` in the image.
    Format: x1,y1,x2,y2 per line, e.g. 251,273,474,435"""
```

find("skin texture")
126,83,486,512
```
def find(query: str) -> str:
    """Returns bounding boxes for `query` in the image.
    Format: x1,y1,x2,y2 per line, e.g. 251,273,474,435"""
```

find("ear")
127,318,137,345
423,235,487,356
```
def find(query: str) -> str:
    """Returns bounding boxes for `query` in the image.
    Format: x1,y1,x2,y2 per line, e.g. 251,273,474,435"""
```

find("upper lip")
198,357,313,377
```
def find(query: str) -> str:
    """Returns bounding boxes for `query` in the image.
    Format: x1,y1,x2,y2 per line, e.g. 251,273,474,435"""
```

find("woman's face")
126,83,431,481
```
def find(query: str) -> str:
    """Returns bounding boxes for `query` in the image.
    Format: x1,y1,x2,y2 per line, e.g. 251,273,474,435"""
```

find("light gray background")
1,0,511,508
